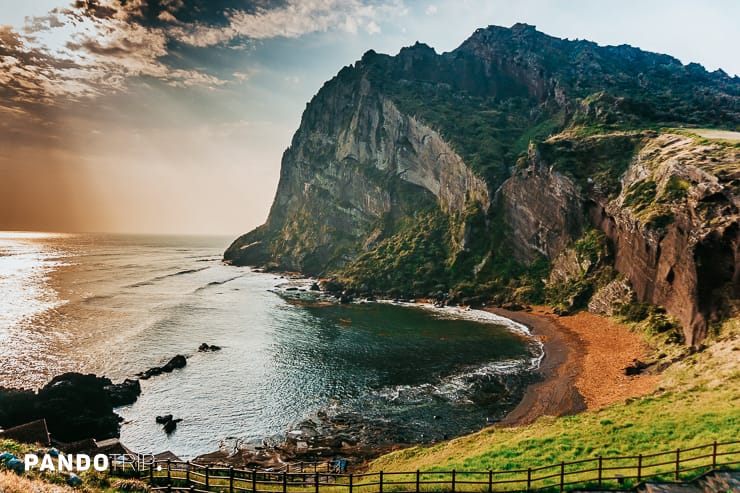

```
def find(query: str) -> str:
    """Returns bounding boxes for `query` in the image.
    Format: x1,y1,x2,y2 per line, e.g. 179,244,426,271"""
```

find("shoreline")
202,286,658,469
489,307,587,426
490,306,660,426
273,281,659,431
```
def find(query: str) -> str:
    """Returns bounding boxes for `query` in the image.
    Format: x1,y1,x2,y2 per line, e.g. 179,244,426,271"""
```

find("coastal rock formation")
0,373,141,442
227,23,740,344
504,132,739,343
138,354,187,379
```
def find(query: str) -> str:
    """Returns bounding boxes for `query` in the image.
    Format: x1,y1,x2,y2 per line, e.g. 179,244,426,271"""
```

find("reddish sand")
487,306,660,425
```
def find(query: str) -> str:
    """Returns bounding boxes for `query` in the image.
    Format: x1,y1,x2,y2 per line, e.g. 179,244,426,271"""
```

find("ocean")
0,232,540,458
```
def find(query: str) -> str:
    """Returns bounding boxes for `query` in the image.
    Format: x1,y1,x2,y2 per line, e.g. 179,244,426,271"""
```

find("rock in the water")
156,414,173,424
139,355,187,379
104,379,142,407
162,355,187,372
198,343,222,352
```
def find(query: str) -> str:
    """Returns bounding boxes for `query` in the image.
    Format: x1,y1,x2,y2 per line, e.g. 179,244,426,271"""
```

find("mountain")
225,24,740,346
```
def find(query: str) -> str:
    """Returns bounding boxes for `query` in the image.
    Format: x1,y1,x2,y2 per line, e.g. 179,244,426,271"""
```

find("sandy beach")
489,306,660,426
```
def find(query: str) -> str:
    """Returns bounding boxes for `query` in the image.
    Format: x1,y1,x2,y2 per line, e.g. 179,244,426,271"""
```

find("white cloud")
171,0,407,46
366,21,381,34
425,5,438,15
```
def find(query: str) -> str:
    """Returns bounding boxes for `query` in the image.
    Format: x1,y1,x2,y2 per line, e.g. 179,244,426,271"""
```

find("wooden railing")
114,440,739,493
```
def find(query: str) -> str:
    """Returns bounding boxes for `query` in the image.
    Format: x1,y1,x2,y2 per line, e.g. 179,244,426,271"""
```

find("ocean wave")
193,275,244,293
126,267,210,288
373,358,534,406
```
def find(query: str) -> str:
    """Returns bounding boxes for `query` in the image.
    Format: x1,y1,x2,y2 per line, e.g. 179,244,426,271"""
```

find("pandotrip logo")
22,452,156,473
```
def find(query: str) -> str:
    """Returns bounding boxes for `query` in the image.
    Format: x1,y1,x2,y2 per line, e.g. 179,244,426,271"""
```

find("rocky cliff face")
501,132,739,344
225,70,488,275
227,24,740,345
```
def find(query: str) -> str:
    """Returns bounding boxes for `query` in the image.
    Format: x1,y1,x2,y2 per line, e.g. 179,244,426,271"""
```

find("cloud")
425,5,438,15
0,0,407,116
168,0,406,46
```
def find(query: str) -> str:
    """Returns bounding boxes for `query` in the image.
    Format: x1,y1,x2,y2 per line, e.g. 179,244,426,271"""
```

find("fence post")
300,462,303,473
167,459,171,483
349,472,354,493
452,469,456,493
598,456,602,488
527,467,532,491
230,466,234,493
675,448,680,480
560,461,565,492
149,461,154,483
488,470,493,493
315,470,320,493
205,465,210,488
416,470,420,493
638,454,643,483
281,471,287,493
186,461,190,484
712,441,718,469
379,470,384,493
253,468,257,493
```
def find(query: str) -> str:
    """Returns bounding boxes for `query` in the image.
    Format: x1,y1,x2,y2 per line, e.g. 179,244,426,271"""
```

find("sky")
0,0,738,235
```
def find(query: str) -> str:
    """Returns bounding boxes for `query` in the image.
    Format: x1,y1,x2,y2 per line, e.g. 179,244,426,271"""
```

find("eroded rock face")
500,145,586,263
502,133,739,344
225,76,488,274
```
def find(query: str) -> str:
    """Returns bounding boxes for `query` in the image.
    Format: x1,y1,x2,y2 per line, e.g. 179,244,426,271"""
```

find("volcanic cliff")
226,24,740,345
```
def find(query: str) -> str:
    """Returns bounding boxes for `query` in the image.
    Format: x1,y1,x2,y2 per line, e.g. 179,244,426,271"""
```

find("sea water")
0,233,539,458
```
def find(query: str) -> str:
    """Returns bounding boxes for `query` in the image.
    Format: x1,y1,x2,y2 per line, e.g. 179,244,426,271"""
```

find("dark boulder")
198,343,222,352
163,418,182,434
155,414,182,434
624,359,649,376
104,379,141,407
0,373,121,442
161,355,187,372
138,354,187,379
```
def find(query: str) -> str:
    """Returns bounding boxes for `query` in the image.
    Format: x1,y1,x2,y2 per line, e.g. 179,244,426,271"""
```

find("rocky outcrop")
137,354,187,380
0,373,141,442
227,24,740,344
502,132,739,344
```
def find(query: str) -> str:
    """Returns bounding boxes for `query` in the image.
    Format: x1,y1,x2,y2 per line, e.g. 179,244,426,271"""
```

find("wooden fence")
115,440,739,493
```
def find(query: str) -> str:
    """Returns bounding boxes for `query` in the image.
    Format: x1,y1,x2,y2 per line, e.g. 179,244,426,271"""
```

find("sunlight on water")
0,234,67,336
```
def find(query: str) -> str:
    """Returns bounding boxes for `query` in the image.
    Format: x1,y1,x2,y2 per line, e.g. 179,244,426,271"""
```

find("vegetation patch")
623,179,658,212
339,208,452,297
537,133,642,197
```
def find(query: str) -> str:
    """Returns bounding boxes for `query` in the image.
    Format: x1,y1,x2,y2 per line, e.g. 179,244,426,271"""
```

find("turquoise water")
0,233,539,458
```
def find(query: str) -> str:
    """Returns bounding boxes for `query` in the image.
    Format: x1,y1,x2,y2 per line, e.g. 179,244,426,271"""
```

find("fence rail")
112,440,739,493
